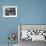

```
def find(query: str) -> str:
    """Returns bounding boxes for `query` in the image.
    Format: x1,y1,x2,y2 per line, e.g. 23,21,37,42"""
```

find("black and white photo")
3,6,17,17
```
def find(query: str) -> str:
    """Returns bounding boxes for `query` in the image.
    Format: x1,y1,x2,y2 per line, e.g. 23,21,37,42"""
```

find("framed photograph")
3,6,17,17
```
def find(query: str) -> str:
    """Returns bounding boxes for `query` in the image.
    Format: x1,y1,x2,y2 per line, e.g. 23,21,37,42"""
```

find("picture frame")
3,6,17,17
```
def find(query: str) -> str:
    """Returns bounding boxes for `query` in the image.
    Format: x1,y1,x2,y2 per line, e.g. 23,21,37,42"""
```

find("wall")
0,0,18,44
0,0,46,44
19,0,46,24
